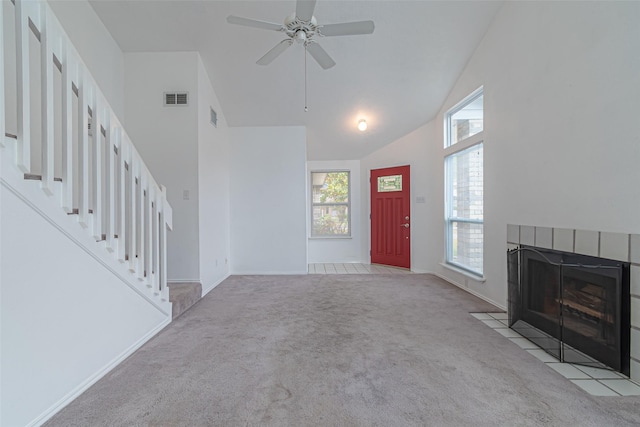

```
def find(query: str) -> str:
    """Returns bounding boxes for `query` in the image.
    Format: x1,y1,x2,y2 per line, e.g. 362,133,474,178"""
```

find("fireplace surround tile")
631,359,640,381
599,379,640,396
507,224,519,244
535,227,553,249
574,230,599,257
631,297,640,329
631,328,640,363
630,234,640,264
600,232,629,262
520,226,535,246
553,228,574,253
570,380,620,396
574,365,624,379
631,266,640,297
547,363,591,379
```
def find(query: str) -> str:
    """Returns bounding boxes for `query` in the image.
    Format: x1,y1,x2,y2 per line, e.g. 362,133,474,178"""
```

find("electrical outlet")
225,258,228,265
215,259,218,266
183,190,189,200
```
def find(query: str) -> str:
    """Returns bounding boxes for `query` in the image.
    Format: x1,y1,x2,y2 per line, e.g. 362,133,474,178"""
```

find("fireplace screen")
508,246,630,375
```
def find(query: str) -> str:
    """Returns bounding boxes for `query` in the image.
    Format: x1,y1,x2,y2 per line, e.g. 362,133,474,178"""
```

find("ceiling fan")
226,0,375,70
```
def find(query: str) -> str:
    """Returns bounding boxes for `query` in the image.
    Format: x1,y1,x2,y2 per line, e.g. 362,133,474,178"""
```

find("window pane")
449,144,483,220
312,172,349,203
448,92,483,146
377,175,402,192
450,221,483,275
312,205,349,236
311,171,350,237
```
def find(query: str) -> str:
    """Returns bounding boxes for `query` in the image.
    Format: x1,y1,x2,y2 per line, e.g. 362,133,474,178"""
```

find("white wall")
230,126,307,274
360,122,439,273
436,0,640,307
196,56,231,294
124,52,200,282
362,1,640,308
307,160,362,263
0,185,168,427
48,0,126,123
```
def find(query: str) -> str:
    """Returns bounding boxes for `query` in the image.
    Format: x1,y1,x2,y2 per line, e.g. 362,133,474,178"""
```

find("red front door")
370,165,411,269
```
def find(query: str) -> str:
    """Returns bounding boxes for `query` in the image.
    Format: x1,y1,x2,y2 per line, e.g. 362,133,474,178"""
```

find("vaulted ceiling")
89,0,502,160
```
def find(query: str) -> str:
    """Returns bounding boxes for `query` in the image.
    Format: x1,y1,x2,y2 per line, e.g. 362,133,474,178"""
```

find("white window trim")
444,85,484,149
309,170,351,238
443,86,485,278
444,141,484,278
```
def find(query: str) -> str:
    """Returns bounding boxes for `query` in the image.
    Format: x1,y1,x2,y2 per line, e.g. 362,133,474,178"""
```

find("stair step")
24,173,62,182
5,132,17,139
168,282,202,320
67,208,94,215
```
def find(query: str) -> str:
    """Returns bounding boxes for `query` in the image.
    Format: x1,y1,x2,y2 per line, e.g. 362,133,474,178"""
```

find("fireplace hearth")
508,245,630,375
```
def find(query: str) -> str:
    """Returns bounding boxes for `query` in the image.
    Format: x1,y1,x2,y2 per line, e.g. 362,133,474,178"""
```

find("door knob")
401,223,410,228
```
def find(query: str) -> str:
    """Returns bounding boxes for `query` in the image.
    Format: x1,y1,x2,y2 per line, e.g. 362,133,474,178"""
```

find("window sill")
309,236,353,240
439,262,486,283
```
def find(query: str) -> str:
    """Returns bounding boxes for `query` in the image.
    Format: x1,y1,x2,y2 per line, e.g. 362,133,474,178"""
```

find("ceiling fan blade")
319,21,375,37
226,15,283,31
306,42,336,70
257,40,293,65
296,0,317,22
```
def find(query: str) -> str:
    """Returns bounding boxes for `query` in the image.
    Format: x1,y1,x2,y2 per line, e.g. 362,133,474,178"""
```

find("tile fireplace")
507,225,640,381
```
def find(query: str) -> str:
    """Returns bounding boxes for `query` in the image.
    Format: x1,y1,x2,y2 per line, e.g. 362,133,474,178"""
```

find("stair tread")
24,173,63,182
168,282,202,320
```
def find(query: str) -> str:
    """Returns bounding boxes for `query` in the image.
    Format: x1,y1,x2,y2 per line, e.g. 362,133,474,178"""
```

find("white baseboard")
28,318,171,427
410,268,433,274
231,270,308,275
433,272,506,311
202,273,231,297
167,279,201,284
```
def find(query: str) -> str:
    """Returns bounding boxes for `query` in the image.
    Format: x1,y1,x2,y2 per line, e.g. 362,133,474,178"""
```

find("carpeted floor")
45,274,640,426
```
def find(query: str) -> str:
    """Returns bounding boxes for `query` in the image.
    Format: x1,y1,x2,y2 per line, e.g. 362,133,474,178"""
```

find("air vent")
164,92,188,107
210,107,217,128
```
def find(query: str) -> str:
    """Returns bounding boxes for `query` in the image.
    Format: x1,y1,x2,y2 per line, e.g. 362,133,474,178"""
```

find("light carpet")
45,274,640,426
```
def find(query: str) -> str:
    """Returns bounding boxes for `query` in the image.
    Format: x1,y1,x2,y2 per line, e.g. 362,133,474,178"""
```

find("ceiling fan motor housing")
284,13,318,41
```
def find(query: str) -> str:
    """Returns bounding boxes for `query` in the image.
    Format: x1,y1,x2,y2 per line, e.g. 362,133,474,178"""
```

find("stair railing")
1,0,172,308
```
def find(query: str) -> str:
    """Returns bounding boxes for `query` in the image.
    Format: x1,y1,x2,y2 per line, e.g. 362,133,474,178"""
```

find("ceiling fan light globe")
295,30,307,43
358,120,368,131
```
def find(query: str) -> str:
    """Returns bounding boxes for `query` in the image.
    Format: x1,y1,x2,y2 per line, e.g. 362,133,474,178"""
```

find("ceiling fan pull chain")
304,46,308,112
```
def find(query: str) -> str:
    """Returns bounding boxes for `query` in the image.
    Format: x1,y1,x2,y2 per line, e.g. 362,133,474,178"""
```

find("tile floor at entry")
308,263,413,275
472,312,640,397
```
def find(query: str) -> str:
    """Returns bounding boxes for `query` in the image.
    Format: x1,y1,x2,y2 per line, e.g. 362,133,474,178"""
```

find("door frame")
369,165,411,269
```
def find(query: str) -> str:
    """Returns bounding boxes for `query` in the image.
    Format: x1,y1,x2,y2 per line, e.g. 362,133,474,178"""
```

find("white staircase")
1,0,172,313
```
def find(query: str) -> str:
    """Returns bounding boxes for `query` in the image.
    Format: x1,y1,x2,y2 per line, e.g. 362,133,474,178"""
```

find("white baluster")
137,173,146,281
117,131,127,262
40,5,54,195
15,0,31,171
152,189,160,294
104,116,115,252
61,44,73,212
77,70,89,227
145,179,153,287
92,96,103,240
128,157,137,273
160,185,170,302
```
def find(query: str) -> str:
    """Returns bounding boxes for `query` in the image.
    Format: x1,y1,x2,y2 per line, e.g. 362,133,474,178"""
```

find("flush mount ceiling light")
358,119,368,131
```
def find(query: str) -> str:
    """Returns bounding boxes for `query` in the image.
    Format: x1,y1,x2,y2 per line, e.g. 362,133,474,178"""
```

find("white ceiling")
89,0,502,160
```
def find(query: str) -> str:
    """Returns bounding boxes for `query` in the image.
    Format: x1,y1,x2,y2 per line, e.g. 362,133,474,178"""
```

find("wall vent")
164,92,189,106
210,107,217,128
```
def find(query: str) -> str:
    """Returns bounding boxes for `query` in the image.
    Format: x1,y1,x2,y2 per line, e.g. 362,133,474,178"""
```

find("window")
444,88,483,276
311,171,350,237
445,88,483,148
